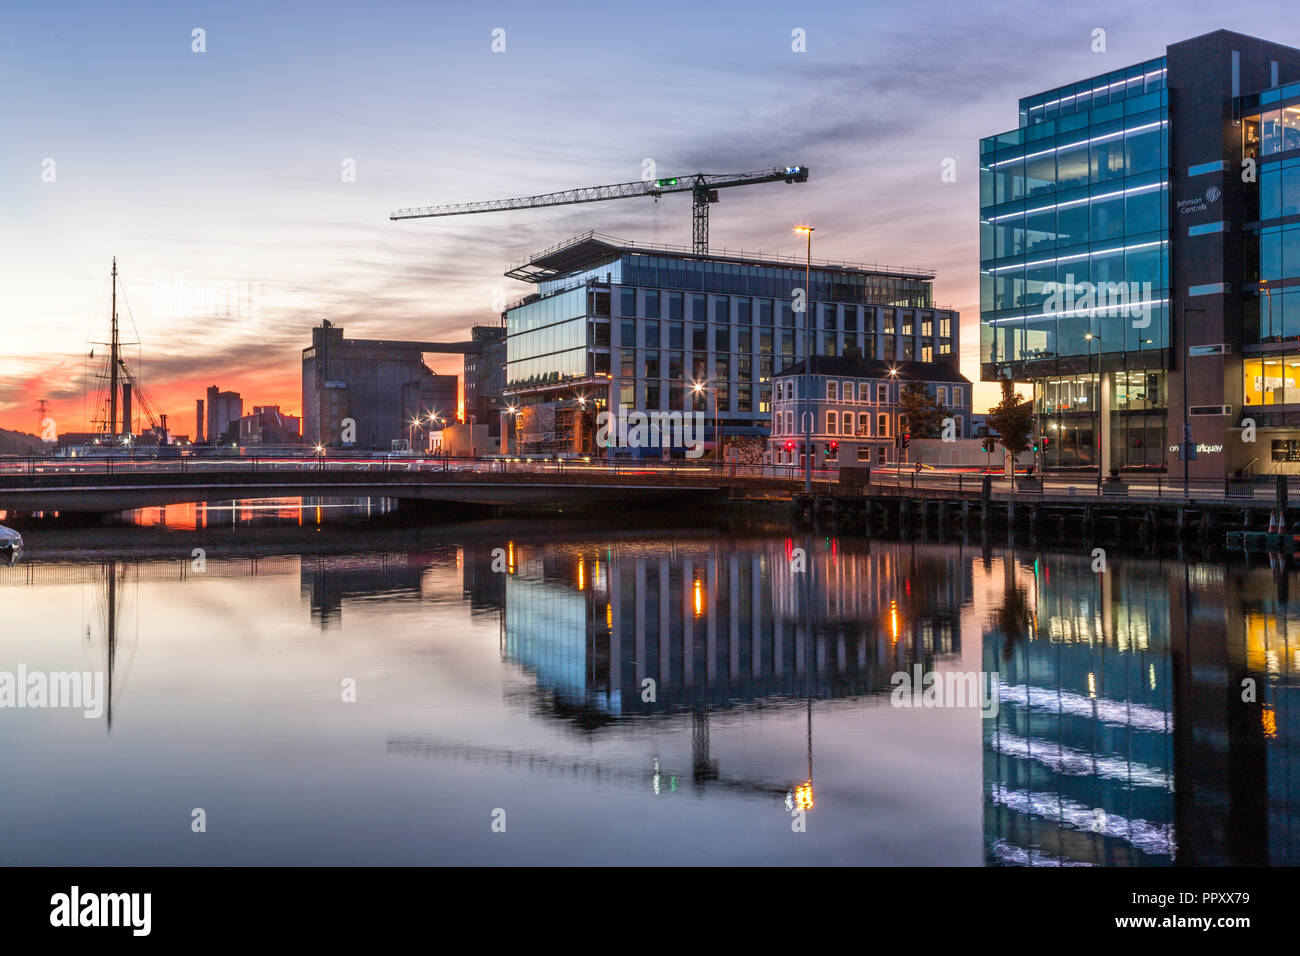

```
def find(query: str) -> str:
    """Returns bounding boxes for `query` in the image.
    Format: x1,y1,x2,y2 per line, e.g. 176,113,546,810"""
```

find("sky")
4,0,1299,436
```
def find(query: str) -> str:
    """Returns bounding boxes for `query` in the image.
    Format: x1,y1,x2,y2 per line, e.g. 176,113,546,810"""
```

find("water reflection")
1,528,1297,865
984,555,1299,866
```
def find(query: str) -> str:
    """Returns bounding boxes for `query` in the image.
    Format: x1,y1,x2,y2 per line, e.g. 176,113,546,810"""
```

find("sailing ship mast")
108,258,119,443
90,259,161,444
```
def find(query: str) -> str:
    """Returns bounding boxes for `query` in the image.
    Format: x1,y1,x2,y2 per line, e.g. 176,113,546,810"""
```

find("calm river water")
0,500,1295,865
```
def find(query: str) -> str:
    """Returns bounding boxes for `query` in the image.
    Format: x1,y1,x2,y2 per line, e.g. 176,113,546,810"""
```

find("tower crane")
391,165,810,255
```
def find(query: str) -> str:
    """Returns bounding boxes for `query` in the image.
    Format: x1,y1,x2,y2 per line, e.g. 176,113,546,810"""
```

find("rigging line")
116,277,146,424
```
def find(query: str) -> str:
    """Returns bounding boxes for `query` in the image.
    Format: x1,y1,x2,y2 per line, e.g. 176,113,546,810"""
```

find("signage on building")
1177,185,1222,216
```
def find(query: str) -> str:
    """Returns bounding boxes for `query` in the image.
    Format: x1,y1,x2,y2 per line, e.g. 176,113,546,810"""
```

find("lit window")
826,412,837,435
877,414,890,437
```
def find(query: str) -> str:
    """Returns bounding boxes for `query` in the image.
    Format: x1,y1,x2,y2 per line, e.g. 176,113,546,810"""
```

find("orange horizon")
1,355,467,440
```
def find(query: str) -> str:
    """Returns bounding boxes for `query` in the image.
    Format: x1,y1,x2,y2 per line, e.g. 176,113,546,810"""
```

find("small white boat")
0,526,22,566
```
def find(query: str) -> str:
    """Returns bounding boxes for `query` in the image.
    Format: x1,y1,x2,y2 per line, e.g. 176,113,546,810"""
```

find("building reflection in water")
31,525,1295,864
490,537,969,719
984,553,1300,866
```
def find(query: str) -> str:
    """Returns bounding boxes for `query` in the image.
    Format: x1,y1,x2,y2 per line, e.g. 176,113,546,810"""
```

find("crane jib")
389,166,808,221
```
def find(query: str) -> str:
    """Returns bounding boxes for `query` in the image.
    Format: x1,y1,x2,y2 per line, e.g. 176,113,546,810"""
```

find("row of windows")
615,288,954,333
612,381,768,415
506,287,587,335
1254,157,1300,221
505,316,585,366
509,331,954,390
771,410,966,439
981,112,1167,205
982,242,1168,316
1244,106,1300,159
619,254,934,308
1252,222,1300,283
1020,61,1166,125
774,410,895,438
982,178,1168,260
980,66,1166,155
772,379,965,406
1244,288,1300,343
610,318,950,355
982,307,1171,365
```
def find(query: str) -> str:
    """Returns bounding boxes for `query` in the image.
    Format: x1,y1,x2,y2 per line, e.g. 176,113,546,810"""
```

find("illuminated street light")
690,381,720,464
793,224,814,493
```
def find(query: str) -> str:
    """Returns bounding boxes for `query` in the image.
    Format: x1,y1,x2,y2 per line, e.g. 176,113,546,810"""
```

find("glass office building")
1240,80,1300,466
502,233,961,457
981,59,1172,470
983,31,1300,476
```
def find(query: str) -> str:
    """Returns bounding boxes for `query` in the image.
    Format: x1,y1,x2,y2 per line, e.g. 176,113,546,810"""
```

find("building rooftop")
504,231,937,283
775,355,971,385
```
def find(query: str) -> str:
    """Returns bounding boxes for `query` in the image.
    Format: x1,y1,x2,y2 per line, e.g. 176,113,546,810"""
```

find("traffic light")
901,432,910,449
982,437,994,453
1042,435,1051,451
784,440,794,452
829,440,838,451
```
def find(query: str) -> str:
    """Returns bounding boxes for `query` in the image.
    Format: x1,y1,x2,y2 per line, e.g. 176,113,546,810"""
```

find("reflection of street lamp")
691,381,719,463
794,225,815,493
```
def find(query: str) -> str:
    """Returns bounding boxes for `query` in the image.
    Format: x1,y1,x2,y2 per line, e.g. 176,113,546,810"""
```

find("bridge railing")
0,454,1294,503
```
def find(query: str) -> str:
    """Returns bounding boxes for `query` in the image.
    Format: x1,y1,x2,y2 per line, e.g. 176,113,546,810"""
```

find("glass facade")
504,246,959,453
983,58,1171,470
1242,88,1300,413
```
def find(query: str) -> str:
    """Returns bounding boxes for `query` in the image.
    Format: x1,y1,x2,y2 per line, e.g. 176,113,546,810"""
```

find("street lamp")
794,225,815,493
1180,303,1206,497
1085,330,1101,493
691,380,720,466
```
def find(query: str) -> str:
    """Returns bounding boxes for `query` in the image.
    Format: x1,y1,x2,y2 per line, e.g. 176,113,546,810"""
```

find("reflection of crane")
391,166,810,255
386,735,795,803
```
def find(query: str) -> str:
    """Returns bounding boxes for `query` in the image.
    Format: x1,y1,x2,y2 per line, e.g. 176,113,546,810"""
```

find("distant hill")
0,427,47,456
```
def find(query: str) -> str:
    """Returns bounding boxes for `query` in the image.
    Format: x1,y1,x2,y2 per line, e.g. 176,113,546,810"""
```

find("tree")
986,375,1034,458
898,381,946,438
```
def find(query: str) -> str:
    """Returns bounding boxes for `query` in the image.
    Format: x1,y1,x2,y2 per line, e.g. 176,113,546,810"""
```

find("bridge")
0,456,773,514
1,454,1294,520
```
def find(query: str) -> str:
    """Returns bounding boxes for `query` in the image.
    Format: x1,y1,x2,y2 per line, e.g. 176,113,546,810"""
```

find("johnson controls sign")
1178,185,1222,216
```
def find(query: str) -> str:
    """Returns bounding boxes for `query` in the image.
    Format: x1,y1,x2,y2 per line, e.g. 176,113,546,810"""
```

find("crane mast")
391,165,809,255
